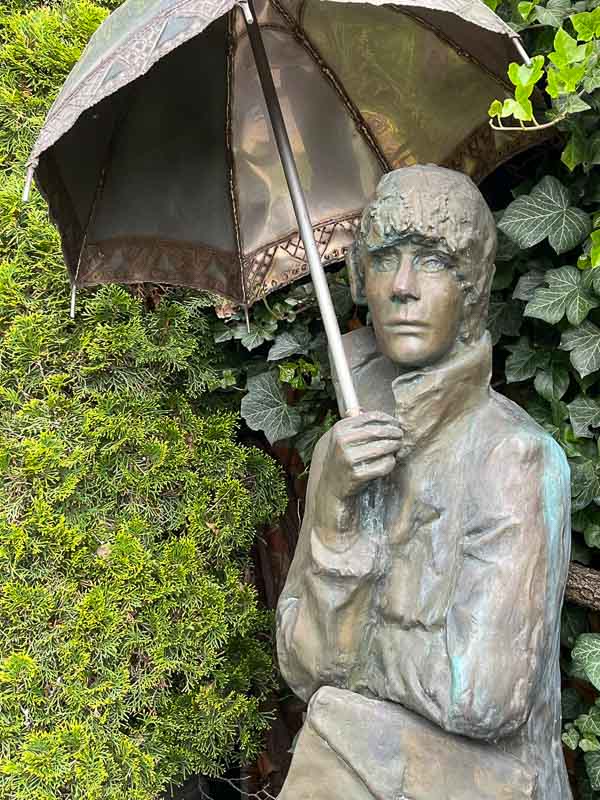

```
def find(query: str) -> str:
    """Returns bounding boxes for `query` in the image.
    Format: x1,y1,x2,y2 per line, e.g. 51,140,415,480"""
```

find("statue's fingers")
342,425,404,445
348,440,403,463
338,411,400,432
353,454,396,480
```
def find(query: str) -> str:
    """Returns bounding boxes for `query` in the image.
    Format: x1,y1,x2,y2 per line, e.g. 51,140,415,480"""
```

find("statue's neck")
333,328,492,450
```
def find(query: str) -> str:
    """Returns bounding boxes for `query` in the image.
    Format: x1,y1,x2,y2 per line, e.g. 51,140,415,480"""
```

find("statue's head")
347,165,497,369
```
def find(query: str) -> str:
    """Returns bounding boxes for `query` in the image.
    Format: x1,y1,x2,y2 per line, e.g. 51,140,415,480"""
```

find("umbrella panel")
300,1,510,168
75,14,241,298
233,23,383,299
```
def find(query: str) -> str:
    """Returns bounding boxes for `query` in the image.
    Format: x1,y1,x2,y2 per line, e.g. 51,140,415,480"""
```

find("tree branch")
566,562,600,612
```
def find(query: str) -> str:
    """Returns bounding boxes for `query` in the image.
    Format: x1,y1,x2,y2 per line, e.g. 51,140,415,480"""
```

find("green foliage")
479,1,600,791
498,175,591,253
0,1,286,797
488,1,600,150
216,278,350,462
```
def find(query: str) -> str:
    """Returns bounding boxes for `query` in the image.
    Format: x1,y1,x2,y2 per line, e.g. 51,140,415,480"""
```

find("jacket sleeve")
439,432,571,740
276,432,380,701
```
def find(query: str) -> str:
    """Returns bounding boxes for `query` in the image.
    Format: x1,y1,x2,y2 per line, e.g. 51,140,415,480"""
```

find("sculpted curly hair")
346,165,497,342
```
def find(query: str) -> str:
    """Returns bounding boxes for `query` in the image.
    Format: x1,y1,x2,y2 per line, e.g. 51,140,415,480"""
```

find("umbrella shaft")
241,0,360,417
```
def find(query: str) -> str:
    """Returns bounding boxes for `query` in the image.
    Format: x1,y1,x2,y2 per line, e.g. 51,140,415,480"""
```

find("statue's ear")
346,242,368,306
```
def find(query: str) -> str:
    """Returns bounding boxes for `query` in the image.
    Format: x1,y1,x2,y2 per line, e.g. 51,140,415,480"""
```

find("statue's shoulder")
482,388,569,480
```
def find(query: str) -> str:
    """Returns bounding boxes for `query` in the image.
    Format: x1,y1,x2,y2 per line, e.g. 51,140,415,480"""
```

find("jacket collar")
333,327,492,452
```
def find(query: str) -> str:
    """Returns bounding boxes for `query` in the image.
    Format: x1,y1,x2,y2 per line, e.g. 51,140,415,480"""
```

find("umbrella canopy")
27,0,529,309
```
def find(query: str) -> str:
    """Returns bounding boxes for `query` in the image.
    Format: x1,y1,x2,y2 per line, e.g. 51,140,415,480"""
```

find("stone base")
278,687,536,800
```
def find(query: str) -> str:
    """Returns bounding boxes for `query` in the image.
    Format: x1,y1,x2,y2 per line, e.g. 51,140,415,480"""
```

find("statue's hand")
325,411,404,499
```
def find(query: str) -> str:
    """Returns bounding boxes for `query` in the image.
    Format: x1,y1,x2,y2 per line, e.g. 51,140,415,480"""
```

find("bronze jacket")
276,329,571,799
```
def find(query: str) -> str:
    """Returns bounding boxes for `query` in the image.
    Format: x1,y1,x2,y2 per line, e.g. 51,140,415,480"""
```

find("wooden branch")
566,563,600,612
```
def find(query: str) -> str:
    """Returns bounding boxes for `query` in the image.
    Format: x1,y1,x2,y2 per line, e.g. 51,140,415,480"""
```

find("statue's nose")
391,256,420,302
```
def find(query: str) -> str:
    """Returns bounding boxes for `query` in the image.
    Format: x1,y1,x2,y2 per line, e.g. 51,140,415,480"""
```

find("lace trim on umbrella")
245,213,361,303
78,236,242,301
443,122,554,184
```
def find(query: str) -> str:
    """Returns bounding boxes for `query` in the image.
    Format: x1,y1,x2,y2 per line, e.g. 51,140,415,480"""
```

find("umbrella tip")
70,284,77,319
22,163,36,203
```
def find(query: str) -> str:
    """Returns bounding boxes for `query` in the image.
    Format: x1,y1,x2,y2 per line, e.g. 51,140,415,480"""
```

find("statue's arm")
440,433,571,740
276,431,377,701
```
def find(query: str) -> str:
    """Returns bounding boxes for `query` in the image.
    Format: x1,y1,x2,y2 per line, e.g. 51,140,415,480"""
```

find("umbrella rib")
269,0,390,173
392,7,514,93
225,10,248,308
73,84,141,292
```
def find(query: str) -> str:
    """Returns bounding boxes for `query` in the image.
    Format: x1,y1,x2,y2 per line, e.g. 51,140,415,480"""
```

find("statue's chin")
378,336,455,371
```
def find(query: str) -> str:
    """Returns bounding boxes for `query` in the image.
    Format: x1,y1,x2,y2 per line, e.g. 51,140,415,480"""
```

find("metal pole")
511,36,531,66
240,0,360,417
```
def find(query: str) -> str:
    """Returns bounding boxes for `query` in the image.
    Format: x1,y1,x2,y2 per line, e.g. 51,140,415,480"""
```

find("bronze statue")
276,166,572,799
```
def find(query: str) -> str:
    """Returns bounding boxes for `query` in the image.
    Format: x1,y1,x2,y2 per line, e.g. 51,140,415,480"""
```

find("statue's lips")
384,321,428,333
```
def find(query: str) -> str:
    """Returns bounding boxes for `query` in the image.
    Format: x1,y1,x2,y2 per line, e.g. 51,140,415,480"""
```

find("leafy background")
3,0,600,797
0,3,288,799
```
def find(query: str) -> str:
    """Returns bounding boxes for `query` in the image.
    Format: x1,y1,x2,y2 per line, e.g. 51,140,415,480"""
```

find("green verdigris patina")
276,166,572,799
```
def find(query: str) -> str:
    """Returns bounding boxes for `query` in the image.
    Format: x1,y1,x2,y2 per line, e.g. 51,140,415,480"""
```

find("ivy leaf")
525,266,599,325
550,27,590,67
584,524,600,548
578,763,597,800
534,0,570,26
555,93,592,114
527,397,568,439
501,96,534,121
562,129,589,172
512,270,546,301
563,726,581,750
488,299,523,345
505,338,550,383
581,736,600,753
586,751,600,791
571,458,600,510
578,707,600,737
518,0,535,18
534,363,570,401
213,322,235,344
267,327,312,361
241,372,302,444
571,7,600,42
584,63,600,94
498,176,591,254
508,56,545,93
561,321,600,377
241,328,269,351
569,395,600,438
548,62,588,97
574,634,600,691
591,232,600,269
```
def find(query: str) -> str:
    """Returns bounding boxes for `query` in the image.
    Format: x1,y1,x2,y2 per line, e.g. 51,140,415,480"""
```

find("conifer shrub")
0,2,287,798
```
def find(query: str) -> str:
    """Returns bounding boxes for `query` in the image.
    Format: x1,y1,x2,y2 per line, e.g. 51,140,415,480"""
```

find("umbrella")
24,0,530,415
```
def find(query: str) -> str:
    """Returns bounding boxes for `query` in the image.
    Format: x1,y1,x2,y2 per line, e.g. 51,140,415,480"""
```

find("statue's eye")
417,254,449,273
372,252,396,272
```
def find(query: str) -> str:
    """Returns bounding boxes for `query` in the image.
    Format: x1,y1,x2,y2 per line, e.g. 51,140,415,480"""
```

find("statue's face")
363,235,465,368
